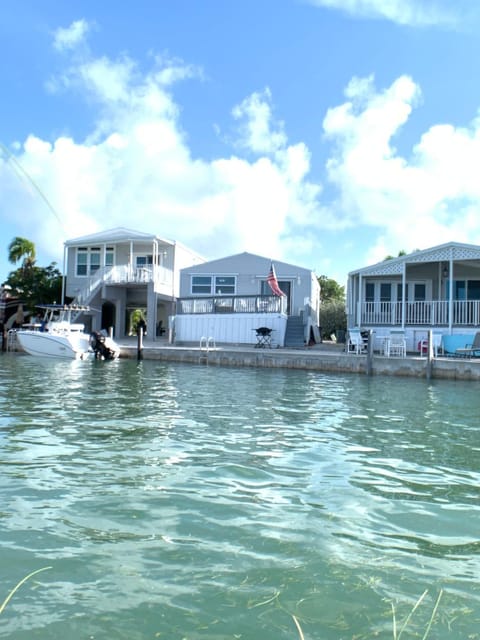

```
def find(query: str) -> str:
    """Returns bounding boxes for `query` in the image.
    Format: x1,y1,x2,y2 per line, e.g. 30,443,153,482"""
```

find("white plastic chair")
386,330,406,357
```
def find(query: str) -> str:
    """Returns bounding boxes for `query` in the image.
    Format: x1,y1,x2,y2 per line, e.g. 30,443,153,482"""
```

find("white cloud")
232,88,287,154
307,0,457,27
1,38,321,269
8,20,480,284
53,19,91,52
322,73,480,262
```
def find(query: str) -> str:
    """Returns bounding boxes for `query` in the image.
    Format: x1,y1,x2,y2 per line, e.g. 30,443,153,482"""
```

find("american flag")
266,262,285,296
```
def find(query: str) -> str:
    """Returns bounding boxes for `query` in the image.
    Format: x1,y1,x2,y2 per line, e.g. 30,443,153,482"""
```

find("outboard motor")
90,331,119,360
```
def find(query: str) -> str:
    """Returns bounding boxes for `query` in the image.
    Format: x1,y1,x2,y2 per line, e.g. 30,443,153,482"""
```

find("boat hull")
16,330,92,359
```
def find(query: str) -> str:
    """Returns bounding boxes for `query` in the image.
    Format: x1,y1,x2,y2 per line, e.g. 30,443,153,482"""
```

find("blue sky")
2,0,480,287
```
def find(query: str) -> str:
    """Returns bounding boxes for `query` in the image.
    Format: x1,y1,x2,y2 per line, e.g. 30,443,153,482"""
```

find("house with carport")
63,227,205,338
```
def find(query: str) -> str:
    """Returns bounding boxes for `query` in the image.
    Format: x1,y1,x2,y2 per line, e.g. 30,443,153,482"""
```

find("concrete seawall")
119,342,480,381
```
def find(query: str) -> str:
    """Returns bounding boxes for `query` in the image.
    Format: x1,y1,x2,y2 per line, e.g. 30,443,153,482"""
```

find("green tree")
8,237,36,270
5,238,62,313
4,263,63,314
318,275,345,303
383,249,411,261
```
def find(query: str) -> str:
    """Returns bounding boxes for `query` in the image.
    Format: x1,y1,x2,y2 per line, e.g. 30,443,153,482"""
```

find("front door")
261,280,291,314
405,282,428,323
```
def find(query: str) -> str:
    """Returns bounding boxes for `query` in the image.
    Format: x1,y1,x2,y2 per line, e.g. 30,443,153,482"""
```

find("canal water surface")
1,354,480,639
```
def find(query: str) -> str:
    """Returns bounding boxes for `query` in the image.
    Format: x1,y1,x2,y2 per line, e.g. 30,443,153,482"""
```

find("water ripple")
1,357,480,637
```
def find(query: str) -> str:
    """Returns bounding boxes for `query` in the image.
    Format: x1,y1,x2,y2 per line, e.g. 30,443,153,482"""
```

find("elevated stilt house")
63,228,205,338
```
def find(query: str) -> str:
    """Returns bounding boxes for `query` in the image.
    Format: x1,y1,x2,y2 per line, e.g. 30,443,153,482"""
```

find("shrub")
320,300,347,341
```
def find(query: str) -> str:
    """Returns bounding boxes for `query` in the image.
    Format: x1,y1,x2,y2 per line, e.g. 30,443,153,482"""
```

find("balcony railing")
359,300,480,326
74,265,173,305
177,295,287,315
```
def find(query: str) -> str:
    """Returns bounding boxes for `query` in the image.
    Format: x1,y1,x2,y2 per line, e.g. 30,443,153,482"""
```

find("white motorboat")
15,305,120,360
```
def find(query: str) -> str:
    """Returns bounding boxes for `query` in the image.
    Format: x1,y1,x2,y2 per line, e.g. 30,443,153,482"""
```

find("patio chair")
385,330,406,357
455,332,480,358
254,327,273,348
347,329,367,354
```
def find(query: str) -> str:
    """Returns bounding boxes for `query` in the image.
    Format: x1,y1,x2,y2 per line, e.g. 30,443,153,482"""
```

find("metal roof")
64,227,173,246
348,242,480,277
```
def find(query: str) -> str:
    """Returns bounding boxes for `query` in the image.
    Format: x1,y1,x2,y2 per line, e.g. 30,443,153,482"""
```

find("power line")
0,142,65,231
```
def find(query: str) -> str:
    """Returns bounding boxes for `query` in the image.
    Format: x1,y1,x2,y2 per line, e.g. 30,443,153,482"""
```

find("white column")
448,253,453,332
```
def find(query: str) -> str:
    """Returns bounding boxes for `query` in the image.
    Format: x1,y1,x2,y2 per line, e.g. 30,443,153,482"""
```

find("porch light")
442,265,449,278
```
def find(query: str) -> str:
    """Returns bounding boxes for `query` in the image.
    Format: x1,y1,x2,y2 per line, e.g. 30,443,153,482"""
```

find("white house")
63,227,205,338
347,242,480,352
174,252,321,347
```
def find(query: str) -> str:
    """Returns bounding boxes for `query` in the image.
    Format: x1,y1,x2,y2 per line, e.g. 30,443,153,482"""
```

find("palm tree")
8,237,36,270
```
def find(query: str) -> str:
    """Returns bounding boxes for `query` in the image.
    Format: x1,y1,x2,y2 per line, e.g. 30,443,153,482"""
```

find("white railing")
360,300,480,326
177,295,287,315
73,265,174,306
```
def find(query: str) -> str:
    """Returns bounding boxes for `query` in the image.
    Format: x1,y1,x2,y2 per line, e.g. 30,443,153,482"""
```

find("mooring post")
137,327,144,360
366,329,374,376
426,329,433,380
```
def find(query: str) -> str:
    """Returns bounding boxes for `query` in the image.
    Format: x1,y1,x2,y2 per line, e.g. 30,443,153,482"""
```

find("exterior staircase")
284,315,305,348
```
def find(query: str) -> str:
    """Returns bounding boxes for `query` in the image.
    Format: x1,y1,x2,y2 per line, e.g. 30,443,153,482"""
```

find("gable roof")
64,227,173,246
349,242,480,277
182,251,313,275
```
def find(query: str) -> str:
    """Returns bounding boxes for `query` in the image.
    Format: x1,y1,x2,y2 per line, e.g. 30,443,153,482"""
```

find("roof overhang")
349,242,480,278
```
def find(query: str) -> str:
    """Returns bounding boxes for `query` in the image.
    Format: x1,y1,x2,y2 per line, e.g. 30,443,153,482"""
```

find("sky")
2,0,480,288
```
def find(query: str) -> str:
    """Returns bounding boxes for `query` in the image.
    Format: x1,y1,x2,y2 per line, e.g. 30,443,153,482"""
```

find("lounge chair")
455,332,480,358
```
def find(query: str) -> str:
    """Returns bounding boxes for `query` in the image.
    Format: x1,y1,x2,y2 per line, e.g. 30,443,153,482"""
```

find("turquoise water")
1,354,480,639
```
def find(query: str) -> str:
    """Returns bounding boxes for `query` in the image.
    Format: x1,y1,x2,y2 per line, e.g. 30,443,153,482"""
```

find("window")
448,280,480,300
414,283,426,301
76,246,107,276
105,247,114,266
192,276,212,294
215,276,235,295
90,248,100,273
380,283,391,302
468,280,480,300
136,255,153,267
191,275,237,295
76,248,88,276
365,282,375,302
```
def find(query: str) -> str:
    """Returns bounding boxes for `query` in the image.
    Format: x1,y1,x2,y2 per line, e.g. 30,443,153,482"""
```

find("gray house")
347,241,480,352
175,252,321,347
63,227,205,338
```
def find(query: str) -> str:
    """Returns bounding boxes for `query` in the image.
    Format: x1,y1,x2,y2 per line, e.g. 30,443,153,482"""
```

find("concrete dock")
118,338,480,381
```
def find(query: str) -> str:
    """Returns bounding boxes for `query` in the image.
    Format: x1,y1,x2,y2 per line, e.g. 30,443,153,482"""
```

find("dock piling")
426,329,433,380
137,327,144,360
366,330,374,376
